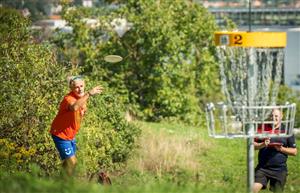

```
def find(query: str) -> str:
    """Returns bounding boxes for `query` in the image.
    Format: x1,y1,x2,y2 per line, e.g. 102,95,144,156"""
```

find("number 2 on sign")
234,35,242,45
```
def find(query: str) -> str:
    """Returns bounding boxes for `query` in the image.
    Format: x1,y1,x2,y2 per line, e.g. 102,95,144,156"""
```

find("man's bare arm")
69,86,103,111
275,146,297,156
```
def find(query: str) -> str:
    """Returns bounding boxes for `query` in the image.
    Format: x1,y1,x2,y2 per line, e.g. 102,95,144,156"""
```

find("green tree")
277,85,300,128
0,0,60,21
54,0,222,125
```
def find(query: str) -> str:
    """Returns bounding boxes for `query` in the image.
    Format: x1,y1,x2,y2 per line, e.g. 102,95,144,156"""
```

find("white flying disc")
104,55,123,63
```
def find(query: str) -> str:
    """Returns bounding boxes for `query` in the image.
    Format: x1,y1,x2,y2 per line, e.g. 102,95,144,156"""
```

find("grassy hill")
1,121,299,193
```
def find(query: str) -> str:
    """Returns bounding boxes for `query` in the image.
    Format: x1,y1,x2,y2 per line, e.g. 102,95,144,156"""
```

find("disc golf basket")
206,103,296,139
205,31,296,193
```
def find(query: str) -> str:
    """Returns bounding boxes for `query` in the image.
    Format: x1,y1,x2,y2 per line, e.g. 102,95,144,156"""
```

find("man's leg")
52,135,77,176
269,171,287,193
62,155,77,176
270,181,284,193
253,182,263,193
254,168,268,193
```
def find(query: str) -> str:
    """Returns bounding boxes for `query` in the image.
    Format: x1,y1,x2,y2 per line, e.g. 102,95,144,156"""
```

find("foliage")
107,121,300,192
77,91,141,175
1,121,299,193
0,0,60,21
0,7,140,175
0,7,67,173
277,85,300,127
0,165,102,193
53,0,222,125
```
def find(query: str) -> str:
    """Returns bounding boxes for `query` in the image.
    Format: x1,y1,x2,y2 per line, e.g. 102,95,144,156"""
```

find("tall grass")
1,121,299,193
118,121,299,192
129,123,211,177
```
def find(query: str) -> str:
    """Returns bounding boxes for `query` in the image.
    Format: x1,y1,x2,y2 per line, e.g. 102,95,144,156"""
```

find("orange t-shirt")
50,92,86,140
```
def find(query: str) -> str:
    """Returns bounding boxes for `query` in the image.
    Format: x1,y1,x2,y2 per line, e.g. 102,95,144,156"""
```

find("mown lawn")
0,121,299,193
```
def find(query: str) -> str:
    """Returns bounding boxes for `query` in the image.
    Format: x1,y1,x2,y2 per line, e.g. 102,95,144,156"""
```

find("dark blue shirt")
256,135,296,171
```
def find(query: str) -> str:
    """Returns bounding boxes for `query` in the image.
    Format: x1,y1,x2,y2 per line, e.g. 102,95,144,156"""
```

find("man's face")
71,79,85,98
272,109,282,128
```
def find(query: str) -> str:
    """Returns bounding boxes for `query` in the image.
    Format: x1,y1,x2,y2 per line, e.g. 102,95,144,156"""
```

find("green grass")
1,121,299,193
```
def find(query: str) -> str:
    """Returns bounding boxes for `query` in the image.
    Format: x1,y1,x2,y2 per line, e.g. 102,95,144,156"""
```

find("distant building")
50,4,62,15
253,0,262,7
21,8,30,17
285,28,300,90
83,0,93,7
33,18,67,30
201,0,300,8
202,1,227,8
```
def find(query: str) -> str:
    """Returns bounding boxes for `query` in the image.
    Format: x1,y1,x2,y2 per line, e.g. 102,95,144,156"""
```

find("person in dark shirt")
253,109,297,193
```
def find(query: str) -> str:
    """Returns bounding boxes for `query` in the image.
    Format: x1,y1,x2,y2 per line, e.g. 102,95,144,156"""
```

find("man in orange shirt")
50,76,103,176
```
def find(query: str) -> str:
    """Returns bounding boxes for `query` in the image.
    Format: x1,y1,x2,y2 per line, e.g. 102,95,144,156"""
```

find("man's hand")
254,138,270,150
264,138,270,147
274,145,283,152
88,86,103,96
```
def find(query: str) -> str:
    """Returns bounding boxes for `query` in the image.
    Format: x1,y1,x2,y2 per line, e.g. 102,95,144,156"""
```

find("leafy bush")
0,8,140,175
0,8,67,173
77,91,141,175
277,85,300,127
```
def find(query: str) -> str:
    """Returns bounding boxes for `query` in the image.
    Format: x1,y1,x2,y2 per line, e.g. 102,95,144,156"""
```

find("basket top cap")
214,31,286,48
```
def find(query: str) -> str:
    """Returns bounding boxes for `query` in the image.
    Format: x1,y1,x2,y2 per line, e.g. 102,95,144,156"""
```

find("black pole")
248,0,252,32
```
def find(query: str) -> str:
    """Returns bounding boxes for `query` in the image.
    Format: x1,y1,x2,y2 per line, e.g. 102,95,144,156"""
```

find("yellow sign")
214,32,286,48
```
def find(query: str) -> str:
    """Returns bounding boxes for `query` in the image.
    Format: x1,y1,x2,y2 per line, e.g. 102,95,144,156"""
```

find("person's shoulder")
63,92,77,103
287,134,296,140
64,92,75,99
284,134,296,146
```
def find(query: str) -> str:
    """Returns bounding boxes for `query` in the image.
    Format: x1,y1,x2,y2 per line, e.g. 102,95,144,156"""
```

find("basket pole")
247,124,255,193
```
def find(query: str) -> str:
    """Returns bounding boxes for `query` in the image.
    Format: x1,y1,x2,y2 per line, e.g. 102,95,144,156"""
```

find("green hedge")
0,8,140,175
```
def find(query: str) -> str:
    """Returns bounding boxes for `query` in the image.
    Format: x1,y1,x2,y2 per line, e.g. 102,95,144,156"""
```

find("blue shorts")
51,135,76,160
